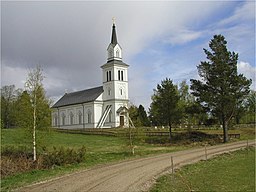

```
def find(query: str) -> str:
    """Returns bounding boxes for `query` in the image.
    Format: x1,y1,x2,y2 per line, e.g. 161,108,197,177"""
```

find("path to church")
18,140,255,192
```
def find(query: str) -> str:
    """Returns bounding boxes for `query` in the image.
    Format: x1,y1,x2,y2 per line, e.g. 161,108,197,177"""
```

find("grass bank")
150,147,255,192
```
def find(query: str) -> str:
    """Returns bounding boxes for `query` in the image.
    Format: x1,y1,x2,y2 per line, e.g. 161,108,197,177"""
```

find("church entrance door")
120,116,124,127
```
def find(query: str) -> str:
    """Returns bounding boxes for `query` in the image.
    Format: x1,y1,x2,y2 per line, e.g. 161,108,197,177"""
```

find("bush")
1,145,86,177
42,146,86,168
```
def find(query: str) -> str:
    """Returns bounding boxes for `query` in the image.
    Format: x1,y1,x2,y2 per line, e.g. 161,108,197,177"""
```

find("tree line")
1,68,51,130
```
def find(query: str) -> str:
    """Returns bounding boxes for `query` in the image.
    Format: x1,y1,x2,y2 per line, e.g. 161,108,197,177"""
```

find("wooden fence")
54,129,240,139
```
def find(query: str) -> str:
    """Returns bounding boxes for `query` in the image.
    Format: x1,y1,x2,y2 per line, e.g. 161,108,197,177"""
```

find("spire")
107,18,122,62
111,18,118,45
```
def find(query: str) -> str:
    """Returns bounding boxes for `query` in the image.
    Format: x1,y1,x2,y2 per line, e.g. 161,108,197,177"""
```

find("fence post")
205,144,207,160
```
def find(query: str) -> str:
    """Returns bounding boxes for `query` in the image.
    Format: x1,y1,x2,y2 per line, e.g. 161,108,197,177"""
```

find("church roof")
52,86,103,108
105,59,129,65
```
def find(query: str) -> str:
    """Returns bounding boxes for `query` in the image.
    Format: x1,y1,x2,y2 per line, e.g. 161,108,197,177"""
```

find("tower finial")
112,17,115,24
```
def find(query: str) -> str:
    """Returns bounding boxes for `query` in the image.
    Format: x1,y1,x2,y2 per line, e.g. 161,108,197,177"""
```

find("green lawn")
150,147,255,192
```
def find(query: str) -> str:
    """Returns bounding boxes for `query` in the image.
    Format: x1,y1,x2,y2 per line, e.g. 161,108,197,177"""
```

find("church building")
51,21,130,129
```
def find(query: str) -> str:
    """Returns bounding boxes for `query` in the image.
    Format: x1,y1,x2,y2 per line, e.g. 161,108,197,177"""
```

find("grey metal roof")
52,86,103,108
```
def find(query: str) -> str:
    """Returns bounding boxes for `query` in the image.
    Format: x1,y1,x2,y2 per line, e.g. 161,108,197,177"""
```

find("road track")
18,140,255,192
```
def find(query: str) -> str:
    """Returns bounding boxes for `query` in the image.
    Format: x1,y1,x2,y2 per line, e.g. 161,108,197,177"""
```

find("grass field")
1,127,254,191
150,147,255,192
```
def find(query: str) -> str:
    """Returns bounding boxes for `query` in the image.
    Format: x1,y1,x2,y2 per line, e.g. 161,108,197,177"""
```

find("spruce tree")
190,34,251,142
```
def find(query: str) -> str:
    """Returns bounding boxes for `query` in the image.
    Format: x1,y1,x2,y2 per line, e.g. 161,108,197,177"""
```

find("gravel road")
18,140,255,192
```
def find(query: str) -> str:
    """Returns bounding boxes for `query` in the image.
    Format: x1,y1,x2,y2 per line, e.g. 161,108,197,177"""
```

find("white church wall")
93,101,103,128
52,102,104,129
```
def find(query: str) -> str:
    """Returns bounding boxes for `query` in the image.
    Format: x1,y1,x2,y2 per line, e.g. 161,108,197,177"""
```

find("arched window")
108,87,111,96
78,111,82,125
54,114,58,126
69,112,74,125
120,88,123,96
87,110,92,124
62,113,66,126
109,110,112,122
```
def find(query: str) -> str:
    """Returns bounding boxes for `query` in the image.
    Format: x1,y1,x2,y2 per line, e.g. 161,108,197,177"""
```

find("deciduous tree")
24,66,51,161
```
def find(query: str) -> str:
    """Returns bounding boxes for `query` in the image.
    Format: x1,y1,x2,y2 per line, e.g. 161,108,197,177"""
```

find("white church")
51,21,130,129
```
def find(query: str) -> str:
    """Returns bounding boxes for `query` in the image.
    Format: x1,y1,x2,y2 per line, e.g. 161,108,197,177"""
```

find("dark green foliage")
190,34,251,142
138,105,150,126
1,85,22,128
129,105,150,127
128,105,142,127
149,78,181,142
145,131,220,145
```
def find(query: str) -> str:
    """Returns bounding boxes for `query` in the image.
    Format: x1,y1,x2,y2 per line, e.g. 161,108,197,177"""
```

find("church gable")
52,86,103,108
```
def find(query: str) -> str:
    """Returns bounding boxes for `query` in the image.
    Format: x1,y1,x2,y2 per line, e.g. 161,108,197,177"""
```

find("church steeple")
107,19,122,62
111,23,118,45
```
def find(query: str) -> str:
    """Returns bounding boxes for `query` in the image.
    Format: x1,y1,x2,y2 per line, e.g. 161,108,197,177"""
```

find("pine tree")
149,78,180,142
190,34,251,142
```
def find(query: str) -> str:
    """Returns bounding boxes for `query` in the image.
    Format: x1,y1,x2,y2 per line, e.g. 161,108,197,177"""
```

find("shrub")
1,145,86,177
42,146,86,168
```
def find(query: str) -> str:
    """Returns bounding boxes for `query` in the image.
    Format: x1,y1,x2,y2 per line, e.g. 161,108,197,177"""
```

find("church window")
78,111,82,125
62,113,66,126
54,114,58,126
121,71,124,81
118,70,124,81
108,88,111,96
109,71,112,81
109,110,112,122
120,88,123,95
70,112,74,125
107,71,112,82
87,110,92,124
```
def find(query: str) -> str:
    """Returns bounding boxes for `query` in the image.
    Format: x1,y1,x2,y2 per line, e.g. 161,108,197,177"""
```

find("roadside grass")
150,147,255,192
1,128,186,191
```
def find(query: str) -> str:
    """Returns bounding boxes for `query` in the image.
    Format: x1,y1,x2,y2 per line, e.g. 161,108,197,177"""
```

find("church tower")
100,20,129,128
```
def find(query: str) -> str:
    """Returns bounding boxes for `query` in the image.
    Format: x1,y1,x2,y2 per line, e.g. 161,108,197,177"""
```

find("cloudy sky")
2,1,255,110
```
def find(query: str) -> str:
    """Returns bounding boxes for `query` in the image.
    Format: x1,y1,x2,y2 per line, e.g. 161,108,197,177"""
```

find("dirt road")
18,140,255,192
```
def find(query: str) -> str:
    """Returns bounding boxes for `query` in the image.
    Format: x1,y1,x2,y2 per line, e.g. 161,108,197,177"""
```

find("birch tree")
25,66,44,161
